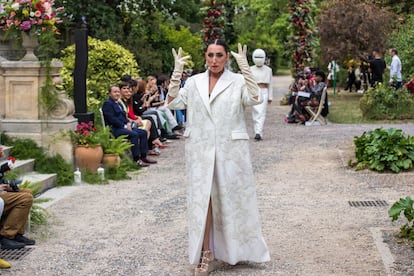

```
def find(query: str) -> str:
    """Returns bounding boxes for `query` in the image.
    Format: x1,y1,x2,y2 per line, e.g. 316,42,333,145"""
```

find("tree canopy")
317,0,395,65
54,0,414,81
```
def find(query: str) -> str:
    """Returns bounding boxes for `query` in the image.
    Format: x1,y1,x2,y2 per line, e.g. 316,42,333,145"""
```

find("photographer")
0,157,35,249
0,186,34,249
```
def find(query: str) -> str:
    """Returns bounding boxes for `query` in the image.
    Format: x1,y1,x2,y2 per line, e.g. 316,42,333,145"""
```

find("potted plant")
100,126,132,169
0,0,65,61
71,121,103,173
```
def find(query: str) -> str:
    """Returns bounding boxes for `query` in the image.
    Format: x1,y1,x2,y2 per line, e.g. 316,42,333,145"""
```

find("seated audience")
132,79,179,140
146,76,184,134
102,84,157,167
119,81,167,155
286,70,328,124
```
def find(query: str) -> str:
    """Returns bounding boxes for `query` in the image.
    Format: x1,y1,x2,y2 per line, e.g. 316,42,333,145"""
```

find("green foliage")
389,196,414,245
39,65,59,117
359,84,414,120
22,180,51,227
0,133,74,186
123,11,170,76
160,24,201,69
99,127,132,155
81,155,137,184
387,15,414,81
374,0,414,15
55,0,124,44
353,128,414,173
232,0,289,73
60,37,139,111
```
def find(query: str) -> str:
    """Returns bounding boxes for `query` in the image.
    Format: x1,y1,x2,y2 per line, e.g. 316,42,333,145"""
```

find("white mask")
252,49,266,67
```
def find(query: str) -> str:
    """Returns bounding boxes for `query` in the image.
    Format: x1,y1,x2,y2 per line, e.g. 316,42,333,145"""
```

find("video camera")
1,179,22,192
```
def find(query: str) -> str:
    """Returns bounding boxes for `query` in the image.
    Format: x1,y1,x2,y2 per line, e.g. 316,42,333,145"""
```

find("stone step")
0,145,58,194
22,172,57,195
12,159,35,174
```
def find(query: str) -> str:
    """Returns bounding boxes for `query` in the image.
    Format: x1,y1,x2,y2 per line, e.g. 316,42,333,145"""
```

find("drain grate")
0,247,34,260
348,200,388,207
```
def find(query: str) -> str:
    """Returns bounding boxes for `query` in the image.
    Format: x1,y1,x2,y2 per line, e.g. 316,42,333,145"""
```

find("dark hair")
121,75,132,82
205,39,229,53
129,79,138,87
314,70,326,82
157,74,169,86
108,85,118,93
390,48,398,55
119,81,130,89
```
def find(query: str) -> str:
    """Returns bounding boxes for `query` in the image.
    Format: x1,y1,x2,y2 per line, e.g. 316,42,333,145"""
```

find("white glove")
168,47,190,98
231,43,259,99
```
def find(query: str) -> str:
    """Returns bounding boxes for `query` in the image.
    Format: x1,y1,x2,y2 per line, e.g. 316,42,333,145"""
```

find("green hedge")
60,37,139,111
359,84,414,120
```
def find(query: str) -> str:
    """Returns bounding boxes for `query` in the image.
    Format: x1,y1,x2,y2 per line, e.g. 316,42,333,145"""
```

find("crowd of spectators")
102,73,190,167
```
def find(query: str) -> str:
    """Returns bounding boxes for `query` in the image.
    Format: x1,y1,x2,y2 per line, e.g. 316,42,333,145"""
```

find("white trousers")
151,106,178,133
252,88,269,137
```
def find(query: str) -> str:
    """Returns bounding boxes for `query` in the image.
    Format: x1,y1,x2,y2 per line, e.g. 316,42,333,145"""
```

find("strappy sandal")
194,250,217,276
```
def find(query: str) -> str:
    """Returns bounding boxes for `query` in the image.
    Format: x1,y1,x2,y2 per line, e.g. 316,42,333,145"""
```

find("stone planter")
21,32,38,61
74,145,103,173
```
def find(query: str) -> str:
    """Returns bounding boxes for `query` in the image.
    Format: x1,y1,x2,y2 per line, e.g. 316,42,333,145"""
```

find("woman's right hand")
172,47,190,73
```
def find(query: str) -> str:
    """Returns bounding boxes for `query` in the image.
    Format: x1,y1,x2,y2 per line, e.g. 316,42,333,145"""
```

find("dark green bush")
1,134,74,186
359,84,414,120
389,196,414,246
60,37,139,111
353,128,414,173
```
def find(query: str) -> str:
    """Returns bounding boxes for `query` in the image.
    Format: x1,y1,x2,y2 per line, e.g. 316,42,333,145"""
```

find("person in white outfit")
167,41,270,275
250,49,273,141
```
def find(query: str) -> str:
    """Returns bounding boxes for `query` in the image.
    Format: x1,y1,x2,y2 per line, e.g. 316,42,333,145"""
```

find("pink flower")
20,20,31,31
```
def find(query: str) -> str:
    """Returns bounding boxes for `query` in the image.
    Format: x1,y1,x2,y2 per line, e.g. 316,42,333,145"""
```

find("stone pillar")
0,59,77,162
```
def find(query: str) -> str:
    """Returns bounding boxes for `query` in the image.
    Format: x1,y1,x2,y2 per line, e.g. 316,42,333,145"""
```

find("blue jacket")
102,98,128,129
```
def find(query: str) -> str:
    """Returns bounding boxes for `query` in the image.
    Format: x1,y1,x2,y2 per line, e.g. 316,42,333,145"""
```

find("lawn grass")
327,89,414,124
276,67,291,76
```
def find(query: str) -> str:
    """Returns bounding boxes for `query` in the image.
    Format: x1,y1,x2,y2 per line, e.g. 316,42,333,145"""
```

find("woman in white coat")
167,40,270,275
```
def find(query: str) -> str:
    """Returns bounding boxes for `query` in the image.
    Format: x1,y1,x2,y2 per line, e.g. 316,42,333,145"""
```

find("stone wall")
0,59,77,162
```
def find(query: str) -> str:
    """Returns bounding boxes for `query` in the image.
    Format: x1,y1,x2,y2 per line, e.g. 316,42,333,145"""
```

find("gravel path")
4,75,414,275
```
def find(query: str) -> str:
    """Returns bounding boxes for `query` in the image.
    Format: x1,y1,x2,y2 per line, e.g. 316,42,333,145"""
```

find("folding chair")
305,86,327,126
99,108,106,128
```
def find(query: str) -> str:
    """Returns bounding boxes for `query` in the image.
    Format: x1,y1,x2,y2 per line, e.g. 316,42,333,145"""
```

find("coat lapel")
195,70,234,119
196,72,211,117
209,70,233,103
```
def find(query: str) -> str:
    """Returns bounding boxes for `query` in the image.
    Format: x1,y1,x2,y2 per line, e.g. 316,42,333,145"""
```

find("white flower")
30,11,35,17
11,2,19,11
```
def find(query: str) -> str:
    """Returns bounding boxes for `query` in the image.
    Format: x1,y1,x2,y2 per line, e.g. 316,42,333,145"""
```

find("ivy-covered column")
288,0,317,75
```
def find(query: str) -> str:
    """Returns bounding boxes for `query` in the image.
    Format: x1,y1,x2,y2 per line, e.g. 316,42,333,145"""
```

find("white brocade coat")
167,69,270,265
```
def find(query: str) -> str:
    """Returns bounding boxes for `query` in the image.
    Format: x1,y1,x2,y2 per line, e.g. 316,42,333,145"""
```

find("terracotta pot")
21,32,38,61
75,145,103,173
102,153,121,169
